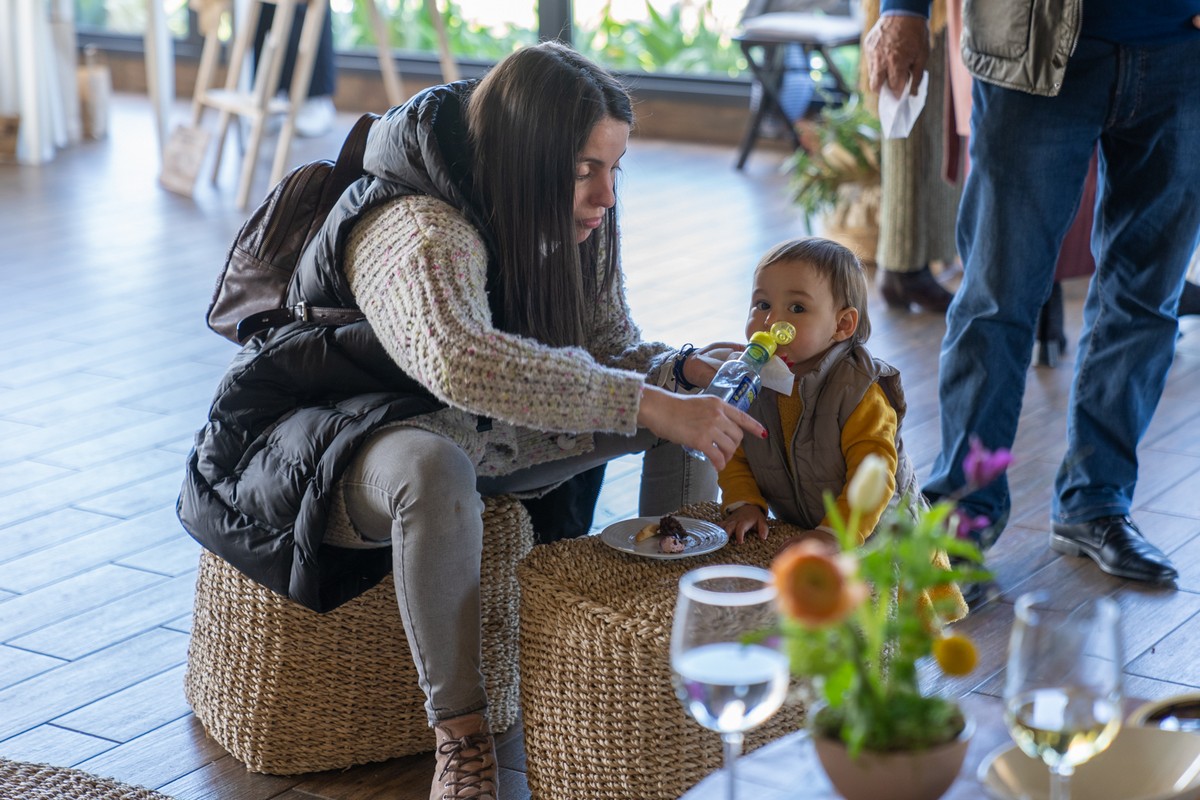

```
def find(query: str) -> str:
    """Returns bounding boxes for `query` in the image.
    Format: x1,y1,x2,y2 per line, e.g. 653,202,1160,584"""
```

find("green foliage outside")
334,0,750,77
74,0,858,84
334,0,532,63
573,0,745,77
74,0,190,37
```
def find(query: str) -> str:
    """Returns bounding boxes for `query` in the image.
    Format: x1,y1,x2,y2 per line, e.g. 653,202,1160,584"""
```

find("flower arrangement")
769,439,1011,756
783,94,882,230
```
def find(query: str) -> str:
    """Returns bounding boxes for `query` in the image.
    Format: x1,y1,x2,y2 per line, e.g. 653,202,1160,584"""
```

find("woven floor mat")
0,758,172,800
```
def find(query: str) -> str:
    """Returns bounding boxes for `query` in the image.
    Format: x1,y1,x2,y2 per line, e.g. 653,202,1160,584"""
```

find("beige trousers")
875,32,963,273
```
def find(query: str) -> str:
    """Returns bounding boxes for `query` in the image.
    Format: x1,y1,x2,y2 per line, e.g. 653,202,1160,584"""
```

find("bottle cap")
748,331,779,358
769,321,796,345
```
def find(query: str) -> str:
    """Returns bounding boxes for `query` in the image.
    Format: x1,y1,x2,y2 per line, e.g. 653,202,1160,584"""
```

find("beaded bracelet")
673,344,699,391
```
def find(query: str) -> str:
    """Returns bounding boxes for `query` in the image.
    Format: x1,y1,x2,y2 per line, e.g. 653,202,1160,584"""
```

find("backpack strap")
236,115,378,343
310,112,378,246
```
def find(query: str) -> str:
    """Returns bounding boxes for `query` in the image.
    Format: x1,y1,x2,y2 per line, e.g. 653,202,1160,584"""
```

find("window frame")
72,0,758,106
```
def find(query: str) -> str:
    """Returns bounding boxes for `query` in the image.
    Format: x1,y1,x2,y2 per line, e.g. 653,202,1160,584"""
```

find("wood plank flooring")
2,93,1200,799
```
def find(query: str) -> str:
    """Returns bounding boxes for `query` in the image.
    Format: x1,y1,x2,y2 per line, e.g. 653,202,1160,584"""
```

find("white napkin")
760,356,796,396
878,71,929,139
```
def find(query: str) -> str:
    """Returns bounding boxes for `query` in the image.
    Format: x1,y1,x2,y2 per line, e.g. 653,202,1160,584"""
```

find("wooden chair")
733,11,860,168
189,0,457,209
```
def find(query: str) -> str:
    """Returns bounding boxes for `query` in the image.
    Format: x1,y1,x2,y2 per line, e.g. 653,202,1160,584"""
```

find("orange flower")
771,540,868,628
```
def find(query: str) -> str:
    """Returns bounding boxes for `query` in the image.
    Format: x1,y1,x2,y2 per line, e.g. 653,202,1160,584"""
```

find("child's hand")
685,341,743,388
721,504,768,544
775,528,839,556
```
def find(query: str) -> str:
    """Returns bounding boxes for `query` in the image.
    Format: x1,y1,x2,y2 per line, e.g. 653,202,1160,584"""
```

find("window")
75,0,751,80
75,0,191,38
573,0,747,77
330,0,536,61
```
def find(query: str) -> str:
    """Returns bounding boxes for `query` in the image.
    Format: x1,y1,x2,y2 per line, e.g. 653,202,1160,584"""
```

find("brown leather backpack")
206,113,376,344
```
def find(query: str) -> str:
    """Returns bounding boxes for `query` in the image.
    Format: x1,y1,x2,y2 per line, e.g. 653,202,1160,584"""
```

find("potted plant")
784,95,882,264
768,439,1010,800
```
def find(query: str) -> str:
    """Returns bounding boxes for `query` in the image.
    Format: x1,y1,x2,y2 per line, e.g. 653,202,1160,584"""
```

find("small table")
733,12,860,169
682,693,1015,800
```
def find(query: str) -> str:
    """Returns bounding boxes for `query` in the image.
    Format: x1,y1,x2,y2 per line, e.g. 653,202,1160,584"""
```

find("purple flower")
963,436,1013,490
953,510,992,540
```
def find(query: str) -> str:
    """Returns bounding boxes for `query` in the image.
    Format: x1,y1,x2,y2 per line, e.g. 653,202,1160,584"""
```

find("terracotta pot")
812,712,974,800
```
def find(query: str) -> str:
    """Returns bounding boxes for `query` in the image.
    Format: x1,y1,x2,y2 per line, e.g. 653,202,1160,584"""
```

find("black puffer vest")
178,83,499,612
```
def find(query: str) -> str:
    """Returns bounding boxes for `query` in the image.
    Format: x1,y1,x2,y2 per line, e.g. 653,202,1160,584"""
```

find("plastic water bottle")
685,321,796,461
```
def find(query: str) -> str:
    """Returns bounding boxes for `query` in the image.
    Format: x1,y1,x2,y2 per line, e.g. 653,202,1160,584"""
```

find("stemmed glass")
1003,591,1123,800
670,564,789,800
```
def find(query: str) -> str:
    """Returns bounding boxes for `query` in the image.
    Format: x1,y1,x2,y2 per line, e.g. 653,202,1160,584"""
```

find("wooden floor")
2,94,1200,800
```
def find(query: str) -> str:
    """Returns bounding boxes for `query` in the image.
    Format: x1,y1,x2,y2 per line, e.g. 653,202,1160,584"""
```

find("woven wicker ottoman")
517,501,808,800
185,494,532,775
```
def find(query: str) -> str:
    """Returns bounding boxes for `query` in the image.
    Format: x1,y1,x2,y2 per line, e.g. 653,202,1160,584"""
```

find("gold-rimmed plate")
599,516,728,560
1130,694,1200,733
979,726,1200,800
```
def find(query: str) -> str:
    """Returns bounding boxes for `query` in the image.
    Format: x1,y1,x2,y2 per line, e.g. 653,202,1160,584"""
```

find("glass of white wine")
1003,591,1123,800
670,564,789,800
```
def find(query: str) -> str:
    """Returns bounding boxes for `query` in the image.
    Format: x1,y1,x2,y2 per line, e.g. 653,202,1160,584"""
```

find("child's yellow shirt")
718,380,898,543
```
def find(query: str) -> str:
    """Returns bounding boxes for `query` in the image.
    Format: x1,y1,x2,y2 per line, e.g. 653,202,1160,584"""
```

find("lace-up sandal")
430,713,498,800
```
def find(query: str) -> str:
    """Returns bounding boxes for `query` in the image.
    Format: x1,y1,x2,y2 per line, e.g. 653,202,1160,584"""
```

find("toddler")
718,237,922,549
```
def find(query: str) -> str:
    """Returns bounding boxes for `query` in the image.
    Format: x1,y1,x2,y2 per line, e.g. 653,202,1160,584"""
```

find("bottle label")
744,342,770,364
728,377,757,412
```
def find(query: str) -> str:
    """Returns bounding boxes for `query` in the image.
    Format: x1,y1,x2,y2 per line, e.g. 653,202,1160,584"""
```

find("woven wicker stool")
185,494,532,775
517,501,808,800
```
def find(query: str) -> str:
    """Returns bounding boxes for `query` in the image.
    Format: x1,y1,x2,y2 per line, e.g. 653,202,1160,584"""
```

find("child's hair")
754,237,871,344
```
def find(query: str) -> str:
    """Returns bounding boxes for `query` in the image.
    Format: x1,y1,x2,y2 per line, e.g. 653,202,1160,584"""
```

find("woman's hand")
722,503,769,544
637,385,765,471
681,341,742,389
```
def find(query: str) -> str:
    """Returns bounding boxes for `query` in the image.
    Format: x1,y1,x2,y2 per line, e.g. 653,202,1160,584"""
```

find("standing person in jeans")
179,41,763,799
865,2,1200,589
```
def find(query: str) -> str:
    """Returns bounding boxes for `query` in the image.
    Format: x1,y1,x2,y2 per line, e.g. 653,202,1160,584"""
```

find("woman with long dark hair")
180,41,762,798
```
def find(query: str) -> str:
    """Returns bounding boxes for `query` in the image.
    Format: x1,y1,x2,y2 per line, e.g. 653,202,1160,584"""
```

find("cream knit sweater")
343,194,675,477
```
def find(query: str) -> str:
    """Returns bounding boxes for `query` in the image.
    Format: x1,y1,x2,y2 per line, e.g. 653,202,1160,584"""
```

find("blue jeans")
923,36,1200,536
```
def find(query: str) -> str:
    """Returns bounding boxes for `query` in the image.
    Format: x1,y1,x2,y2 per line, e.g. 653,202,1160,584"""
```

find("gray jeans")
341,426,717,723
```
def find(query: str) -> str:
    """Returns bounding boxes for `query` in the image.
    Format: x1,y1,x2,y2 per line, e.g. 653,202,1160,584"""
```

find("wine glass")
671,564,789,800
1003,591,1123,800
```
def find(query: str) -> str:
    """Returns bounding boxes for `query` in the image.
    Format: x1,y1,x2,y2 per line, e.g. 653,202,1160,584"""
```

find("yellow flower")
932,634,979,676
847,453,889,513
771,540,868,628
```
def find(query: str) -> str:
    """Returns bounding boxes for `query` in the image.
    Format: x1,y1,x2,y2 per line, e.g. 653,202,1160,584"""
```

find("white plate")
599,515,728,560
979,726,1200,800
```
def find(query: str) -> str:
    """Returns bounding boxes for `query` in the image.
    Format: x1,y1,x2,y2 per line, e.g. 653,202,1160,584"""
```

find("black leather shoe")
1050,515,1178,584
1179,280,1200,317
879,266,953,313
1035,281,1067,368
956,575,996,611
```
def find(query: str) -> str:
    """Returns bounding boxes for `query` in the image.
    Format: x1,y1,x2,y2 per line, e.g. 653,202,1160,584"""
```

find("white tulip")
847,454,889,513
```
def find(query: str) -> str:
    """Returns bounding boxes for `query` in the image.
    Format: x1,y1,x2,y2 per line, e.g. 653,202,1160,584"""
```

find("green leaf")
823,661,855,708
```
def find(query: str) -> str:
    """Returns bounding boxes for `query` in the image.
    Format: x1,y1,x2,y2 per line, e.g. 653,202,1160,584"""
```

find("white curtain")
0,0,80,163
